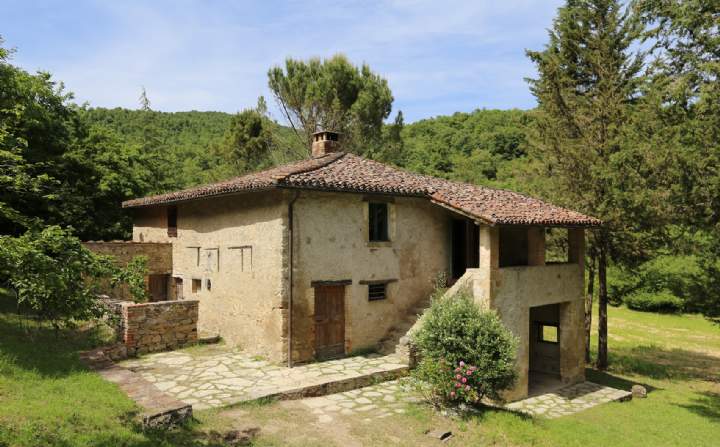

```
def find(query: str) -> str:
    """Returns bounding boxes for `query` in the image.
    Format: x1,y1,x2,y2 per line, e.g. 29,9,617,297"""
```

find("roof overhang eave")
429,198,494,225
121,186,279,209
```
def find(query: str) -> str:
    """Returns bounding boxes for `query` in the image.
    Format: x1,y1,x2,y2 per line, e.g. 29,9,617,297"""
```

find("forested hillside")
81,107,534,191
82,108,232,188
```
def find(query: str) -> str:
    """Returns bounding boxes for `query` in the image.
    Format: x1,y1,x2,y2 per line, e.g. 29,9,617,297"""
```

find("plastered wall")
131,191,288,362
290,191,452,362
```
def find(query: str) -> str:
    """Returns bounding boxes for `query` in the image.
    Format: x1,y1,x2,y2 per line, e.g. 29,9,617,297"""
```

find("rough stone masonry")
116,300,199,356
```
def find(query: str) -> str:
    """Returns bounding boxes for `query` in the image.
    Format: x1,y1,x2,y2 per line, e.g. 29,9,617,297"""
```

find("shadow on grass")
606,344,720,382
679,391,720,423
585,368,659,393
0,306,113,378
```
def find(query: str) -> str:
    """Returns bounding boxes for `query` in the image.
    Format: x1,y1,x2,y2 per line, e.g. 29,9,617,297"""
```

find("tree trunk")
596,241,609,370
585,252,596,363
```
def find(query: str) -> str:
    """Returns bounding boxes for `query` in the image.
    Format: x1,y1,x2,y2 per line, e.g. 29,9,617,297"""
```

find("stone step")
197,333,222,345
80,348,192,428
259,364,409,402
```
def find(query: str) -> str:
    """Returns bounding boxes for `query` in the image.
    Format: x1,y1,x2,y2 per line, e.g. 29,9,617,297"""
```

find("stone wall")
112,300,199,355
131,191,288,362
292,192,452,362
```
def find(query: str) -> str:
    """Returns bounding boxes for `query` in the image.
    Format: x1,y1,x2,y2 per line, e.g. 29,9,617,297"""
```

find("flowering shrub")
412,293,518,406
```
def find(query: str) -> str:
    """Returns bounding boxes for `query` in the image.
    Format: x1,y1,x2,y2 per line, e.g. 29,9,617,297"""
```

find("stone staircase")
376,271,480,363
377,298,431,360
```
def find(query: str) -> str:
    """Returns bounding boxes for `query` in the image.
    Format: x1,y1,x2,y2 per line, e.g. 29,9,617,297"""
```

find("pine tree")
526,0,646,369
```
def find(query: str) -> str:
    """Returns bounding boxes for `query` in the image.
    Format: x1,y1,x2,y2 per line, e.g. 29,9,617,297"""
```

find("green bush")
607,265,640,305
639,255,703,303
624,290,685,313
0,226,148,328
412,293,518,405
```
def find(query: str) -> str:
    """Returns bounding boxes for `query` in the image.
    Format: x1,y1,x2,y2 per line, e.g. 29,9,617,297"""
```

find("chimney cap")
312,130,340,142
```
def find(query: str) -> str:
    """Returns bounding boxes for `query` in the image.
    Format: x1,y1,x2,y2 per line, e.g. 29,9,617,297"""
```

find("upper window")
167,206,178,237
369,202,389,242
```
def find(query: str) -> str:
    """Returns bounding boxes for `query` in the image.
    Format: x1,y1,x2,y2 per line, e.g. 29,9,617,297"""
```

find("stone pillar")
559,300,586,385
477,225,499,308
527,227,546,266
568,228,585,269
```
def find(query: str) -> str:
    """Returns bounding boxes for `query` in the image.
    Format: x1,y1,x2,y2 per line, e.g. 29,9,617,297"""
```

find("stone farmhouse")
119,131,600,400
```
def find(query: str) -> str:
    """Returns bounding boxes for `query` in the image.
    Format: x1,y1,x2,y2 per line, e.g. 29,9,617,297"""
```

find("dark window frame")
368,202,389,242
167,206,178,237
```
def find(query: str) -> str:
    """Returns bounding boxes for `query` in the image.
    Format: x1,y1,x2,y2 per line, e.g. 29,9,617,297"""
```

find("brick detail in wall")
116,300,199,355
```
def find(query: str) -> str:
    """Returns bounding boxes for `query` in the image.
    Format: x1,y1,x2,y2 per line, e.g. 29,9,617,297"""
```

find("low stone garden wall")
105,299,199,356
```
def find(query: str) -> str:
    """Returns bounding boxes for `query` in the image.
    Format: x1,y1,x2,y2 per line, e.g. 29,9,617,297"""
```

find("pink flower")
465,385,471,391
461,377,467,383
450,391,456,398
466,369,472,376
455,382,461,388
459,361,465,367
455,367,461,372
456,374,461,380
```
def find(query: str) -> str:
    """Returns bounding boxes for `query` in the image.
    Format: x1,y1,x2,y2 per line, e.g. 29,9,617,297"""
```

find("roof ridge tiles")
122,151,602,227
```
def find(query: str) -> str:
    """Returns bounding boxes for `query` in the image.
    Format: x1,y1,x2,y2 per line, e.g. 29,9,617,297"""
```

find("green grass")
0,293,227,447
442,305,720,446
1,289,718,446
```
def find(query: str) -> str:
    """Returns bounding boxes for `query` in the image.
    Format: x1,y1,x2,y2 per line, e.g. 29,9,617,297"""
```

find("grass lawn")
1,291,718,446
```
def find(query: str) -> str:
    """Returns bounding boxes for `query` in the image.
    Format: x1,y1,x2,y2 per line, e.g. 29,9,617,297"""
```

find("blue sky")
2,0,564,122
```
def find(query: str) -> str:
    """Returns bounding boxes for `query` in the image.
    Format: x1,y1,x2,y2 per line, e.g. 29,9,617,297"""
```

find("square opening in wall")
192,278,202,294
538,323,559,343
368,283,387,301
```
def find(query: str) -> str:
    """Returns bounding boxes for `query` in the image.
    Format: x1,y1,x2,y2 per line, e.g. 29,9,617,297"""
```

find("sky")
1,0,564,123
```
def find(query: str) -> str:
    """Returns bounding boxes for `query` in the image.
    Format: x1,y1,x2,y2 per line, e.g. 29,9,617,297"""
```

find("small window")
167,206,178,237
206,278,212,291
191,278,202,294
174,277,184,300
538,324,559,343
368,283,387,301
369,202,389,242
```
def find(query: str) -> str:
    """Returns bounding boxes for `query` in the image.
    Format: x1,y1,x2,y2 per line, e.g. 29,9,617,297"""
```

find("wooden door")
147,274,168,302
314,285,346,360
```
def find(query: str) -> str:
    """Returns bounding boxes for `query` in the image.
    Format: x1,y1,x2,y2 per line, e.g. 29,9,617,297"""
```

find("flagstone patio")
298,379,633,423
118,345,408,409
299,379,420,423
504,381,632,418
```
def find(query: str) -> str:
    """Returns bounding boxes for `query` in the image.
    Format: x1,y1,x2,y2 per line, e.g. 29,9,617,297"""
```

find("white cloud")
3,0,563,121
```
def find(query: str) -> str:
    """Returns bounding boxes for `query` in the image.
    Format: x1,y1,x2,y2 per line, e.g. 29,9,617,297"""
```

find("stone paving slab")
299,379,420,424
118,346,408,409
504,381,632,418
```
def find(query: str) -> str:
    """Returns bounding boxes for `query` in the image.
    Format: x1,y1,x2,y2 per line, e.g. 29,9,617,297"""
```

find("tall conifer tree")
526,0,646,368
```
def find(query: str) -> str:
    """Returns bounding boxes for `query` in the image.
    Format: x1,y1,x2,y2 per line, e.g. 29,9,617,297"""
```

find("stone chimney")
311,131,341,157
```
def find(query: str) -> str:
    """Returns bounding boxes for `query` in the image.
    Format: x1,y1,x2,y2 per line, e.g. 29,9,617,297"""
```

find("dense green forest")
79,107,533,192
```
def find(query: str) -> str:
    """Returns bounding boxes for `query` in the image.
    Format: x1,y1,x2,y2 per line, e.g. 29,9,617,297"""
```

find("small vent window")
368,283,387,301
191,278,202,294
206,279,212,291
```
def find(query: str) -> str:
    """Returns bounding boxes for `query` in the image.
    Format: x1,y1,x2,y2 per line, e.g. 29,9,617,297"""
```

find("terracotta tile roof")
123,152,601,227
